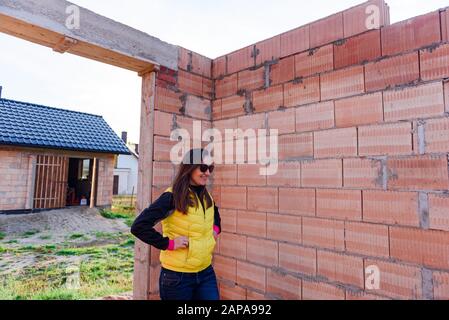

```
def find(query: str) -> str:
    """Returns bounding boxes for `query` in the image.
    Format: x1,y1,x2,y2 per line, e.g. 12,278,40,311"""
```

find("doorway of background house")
113,175,119,196
66,158,96,207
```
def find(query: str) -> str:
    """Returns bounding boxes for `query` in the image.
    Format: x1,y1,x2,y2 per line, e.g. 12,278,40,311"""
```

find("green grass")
0,232,5,240
0,239,134,300
21,230,40,238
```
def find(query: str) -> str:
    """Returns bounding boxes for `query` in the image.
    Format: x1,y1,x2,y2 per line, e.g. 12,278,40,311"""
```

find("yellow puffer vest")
159,187,216,273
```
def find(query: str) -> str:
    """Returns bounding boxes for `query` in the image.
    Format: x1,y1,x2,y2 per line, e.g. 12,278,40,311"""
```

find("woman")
131,149,221,300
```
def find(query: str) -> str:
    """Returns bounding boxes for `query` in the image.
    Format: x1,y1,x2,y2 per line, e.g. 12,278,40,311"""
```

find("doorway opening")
66,158,97,207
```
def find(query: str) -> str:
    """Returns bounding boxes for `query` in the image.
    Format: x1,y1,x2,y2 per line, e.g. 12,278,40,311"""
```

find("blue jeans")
159,264,220,300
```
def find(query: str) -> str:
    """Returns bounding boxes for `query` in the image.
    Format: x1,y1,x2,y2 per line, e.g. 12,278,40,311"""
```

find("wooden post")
133,70,156,300
90,157,97,208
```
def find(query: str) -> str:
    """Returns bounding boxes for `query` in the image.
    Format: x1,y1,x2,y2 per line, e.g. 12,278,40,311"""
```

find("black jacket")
130,186,221,250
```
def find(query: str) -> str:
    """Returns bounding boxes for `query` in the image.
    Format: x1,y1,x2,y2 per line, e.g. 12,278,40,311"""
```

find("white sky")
1,0,448,143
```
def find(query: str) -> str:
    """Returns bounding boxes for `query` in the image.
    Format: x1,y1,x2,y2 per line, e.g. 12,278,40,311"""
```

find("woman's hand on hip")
174,236,189,250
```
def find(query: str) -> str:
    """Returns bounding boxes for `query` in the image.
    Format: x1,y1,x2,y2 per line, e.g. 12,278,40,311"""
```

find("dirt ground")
0,207,135,300
0,207,128,242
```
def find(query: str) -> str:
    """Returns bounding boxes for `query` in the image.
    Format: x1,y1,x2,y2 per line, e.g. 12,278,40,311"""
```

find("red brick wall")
147,0,449,300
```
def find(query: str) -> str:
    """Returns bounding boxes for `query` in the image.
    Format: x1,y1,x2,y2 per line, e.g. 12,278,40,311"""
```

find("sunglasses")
199,164,215,173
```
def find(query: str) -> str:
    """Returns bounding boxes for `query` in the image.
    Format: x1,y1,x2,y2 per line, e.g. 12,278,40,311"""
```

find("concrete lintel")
0,0,179,72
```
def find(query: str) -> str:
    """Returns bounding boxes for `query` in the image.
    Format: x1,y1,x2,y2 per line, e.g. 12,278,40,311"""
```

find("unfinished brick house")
1,0,449,300
0,98,130,214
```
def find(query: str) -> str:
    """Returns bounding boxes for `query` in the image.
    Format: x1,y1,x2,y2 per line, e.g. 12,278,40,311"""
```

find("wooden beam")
0,0,179,71
133,71,156,300
53,36,78,53
90,157,97,208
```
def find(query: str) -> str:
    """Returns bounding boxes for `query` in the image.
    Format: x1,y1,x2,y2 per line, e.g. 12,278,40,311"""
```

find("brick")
358,122,413,156
221,95,245,118
295,101,335,133
247,237,279,266
363,190,420,227
155,86,182,114
301,159,343,188
238,67,265,91
214,165,237,186
247,187,278,213
310,13,344,48
213,118,238,139
294,45,334,78
267,162,301,187
387,155,449,191
154,111,174,137
314,127,358,159
279,243,316,275
425,117,449,153
316,189,362,221
221,186,247,210
345,222,389,257
302,217,345,251
267,108,295,135
429,194,449,232
266,269,302,300
365,52,420,92
317,250,364,288
443,9,449,42
284,76,320,108
238,164,266,186
343,158,383,189
237,113,266,131
335,92,383,128
177,70,203,97
227,46,254,75
236,261,266,292
421,44,449,81
278,133,313,161
152,161,174,187
280,25,310,58
253,85,284,113
267,213,302,244
153,136,177,162
321,65,365,100
390,227,449,269
212,99,222,120
383,82,445,121
220,209,237,233
271,56,295,86
302,281,345,300
382,11,441,56
445,81,449,112
335,30,381,69
279,188,316,216
191,51,212,78
433,271,449,300
178,47,190,71
216,74,238,99
184,95,211,120
219,232,247,260
237,210,267,238
157,66,177,87
203,78,213,99
219,283,247,300
346,291,389,300
213,255,237,282
256,36,281,65
343,0,390,38
364,259,422,299
246,290,268,300
213,56,226,79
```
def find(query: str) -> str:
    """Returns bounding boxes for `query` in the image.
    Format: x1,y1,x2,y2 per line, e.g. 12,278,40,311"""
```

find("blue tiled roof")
0,98,130,155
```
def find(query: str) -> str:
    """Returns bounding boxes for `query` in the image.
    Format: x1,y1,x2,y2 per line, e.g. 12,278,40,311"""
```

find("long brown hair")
172,149,213,214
